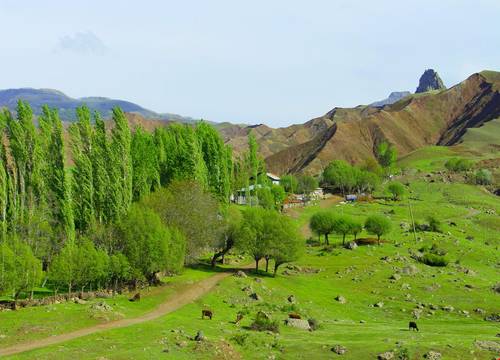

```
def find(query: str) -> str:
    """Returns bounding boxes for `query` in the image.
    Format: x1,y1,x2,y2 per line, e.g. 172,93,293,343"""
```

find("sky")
0,1,499,127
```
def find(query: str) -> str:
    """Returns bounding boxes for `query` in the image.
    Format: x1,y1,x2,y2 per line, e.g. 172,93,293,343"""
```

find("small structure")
283,196,303,210
345,194,357,202
266,172,280,185
311,188,324,200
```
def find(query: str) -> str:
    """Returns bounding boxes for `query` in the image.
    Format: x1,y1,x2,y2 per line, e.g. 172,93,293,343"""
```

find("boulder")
377,351,394,360
484,313,500,322
194,330,205,342
345,241,358,250
331,344,347,355
474,340,500,352
401,265,419,275
234,270,247,278
374,302,384,308
74,298,87,305
424,351,442,360
90,301,112,312
442,305,454,312
415,69,446,93
287,295,296,303
249,292,262,301
390,274,401,281
284,318,311,331
335,295,347,304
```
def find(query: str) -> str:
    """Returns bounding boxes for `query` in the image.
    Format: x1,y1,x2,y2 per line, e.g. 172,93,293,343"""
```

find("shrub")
427,215,442,233
386,181,406,201
474,169,492,185
445,158,473,172
420,253,448,267
365,215,392,245
250,312,280,333
396,347,410,360
231,333,249,346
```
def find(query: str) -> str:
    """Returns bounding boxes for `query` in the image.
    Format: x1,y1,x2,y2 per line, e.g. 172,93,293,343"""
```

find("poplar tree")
91,111,111,224
131,126,160,200
70,106,95,232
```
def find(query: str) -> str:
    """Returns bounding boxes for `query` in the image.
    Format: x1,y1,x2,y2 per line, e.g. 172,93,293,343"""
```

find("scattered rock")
90,301,112,312
345,241,358,250
484,313,500,322
474,340,500,352
359,320,366,324
424,350,442,360
474,308,486,315
442,305,454,312
234,270,247,278
412,309,422,319
331,344,347,355
249,293,262,301
400,222,410,231
176,340,188,348
374,302,384,308
401,265,419,275
254,278,262,283
287,295,296,303
390,274,401,281
377,351,394,360
492,283,500,294
335,295,347,304
74,298,87,305
284,318,311,331
194,330,205,342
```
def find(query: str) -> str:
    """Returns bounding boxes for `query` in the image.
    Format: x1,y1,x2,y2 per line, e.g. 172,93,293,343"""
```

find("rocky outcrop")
370,91,411,107
415,69,446,93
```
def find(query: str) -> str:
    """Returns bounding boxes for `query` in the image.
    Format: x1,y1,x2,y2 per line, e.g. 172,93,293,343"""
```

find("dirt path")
0,269,240,357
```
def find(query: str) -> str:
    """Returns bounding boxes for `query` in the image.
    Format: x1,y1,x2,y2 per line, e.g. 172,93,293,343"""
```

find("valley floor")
0,173,499,359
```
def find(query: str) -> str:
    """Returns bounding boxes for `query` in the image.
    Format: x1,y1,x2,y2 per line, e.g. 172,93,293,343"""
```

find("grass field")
1,153,499,359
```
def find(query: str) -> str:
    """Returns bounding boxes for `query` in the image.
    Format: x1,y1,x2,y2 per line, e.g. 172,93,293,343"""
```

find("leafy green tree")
365,215,392,245
70,106,95,232
271,184,286,209
309,210,335,245
211,206,242,267
49,240,79,295
322,160,356,194
109,253,132,291
297,175,319,195
267,214,302,276
257,187,275,209
237,207,268,272
141,181,219,263
332,215,352,245
349,219,363,240
131,126,160,200
356,170,379,193
377,141,398,168
118,204,183,283
280,175,298,194
110,107,133,219
386,181,406,201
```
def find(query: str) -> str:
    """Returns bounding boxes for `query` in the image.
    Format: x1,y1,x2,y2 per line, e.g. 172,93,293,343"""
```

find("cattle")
129,293,141,302
288,313,302,320
201,309,213,320
409,321,419,331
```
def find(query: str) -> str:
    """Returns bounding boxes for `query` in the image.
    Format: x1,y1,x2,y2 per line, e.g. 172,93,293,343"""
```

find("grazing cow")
235,313,244,325
288,313,302,320
129,293,141,302
409,321,419,331
201,309,213,320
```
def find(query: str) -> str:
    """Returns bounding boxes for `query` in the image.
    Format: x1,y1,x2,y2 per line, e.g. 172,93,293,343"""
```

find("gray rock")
234,270,247,278
377,351,394,360
390,274,401,281
374,302,384,308
345,241,358,250
401,265,419,275
424,350,442,360
442,305,454,312
474,340,500,352
331,344,347,355
287,295,296,303
415,69,446,93
335,295,347,304
194,330,205,342
249,292,262,301
284,318,311,331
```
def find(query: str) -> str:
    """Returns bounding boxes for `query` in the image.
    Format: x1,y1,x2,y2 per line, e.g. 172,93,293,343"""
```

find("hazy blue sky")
0,1,498,126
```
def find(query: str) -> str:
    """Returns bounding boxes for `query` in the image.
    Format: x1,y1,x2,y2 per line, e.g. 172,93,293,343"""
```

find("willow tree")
70,106,95,232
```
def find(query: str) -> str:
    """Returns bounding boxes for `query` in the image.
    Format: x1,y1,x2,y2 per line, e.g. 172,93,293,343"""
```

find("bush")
445,158,473,172
386,181,406,201
250,312,280,333
474,169,492,185
364,215,392,244
427,215,442,233
420,253,448,267
230,333,249,346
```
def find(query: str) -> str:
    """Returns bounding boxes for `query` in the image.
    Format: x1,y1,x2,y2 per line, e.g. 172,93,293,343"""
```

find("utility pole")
408,197,417,243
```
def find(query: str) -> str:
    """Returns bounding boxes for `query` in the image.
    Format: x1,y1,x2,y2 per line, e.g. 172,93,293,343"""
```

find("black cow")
409,321,419,331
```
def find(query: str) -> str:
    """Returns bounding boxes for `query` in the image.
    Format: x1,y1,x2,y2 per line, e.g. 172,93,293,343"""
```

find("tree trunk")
378,235,380,245
325,233,329,245
255,258,259,273
273,262,281,277
265,256,269,272
342,233,346,245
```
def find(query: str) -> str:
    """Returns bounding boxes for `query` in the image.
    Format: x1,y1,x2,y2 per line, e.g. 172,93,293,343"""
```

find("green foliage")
280,175,298,194
377,141,398,168
426,215,442,233
250,312,280,333
420,253,449,267
364,215,392,244
141,181,219,263
445,157,473,172
332,215,353,245
348,219,363,240
474,169,492,185
256,187,275,209
386,181,406,200
131,126,160,200
309,210,335,245
297,175,318,194
322,160,379,194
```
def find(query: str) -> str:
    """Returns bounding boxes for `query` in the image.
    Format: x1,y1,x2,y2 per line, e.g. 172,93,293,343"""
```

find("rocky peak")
416,69,446,93
370,91,411,107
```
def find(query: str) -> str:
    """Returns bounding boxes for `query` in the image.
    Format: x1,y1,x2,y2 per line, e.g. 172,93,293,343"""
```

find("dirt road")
0,269,237,357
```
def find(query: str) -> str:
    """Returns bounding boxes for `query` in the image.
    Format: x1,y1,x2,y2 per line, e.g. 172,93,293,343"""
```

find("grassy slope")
7,173,500,359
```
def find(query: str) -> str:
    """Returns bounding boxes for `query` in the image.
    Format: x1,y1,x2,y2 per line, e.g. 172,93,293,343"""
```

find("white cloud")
55,31,108,55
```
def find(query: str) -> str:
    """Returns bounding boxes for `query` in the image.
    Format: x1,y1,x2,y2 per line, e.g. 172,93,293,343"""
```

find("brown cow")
288,313,302,320
129,293,141,302
201,309,213,320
